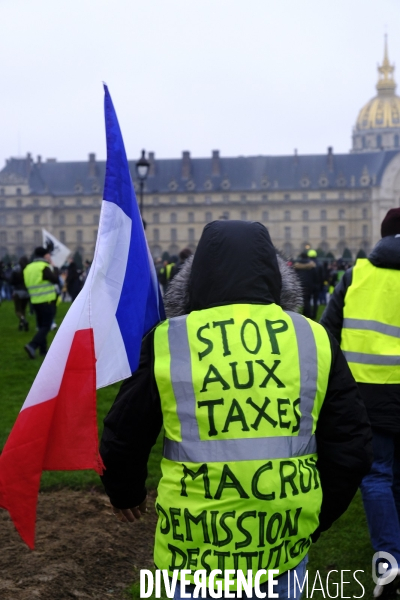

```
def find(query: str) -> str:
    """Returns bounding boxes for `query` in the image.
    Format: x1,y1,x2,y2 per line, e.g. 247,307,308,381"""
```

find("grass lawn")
0,300,373,598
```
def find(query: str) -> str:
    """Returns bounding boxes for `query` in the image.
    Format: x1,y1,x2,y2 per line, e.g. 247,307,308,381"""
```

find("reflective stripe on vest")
153,304,332,588
23,260,56,304
341,259,400,383
164,310,318,463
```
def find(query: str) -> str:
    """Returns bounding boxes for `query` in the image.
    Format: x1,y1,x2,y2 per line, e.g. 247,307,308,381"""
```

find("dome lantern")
376,34,396,96
352,36,400,153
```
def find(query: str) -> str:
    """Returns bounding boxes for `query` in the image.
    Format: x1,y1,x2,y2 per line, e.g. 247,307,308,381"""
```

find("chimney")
181,151,191,180
294,148,298,166
37,155,42,165
327,147,334,171
88,153,96,178
212,150,221,177
25,152,33,176
148,152,155,177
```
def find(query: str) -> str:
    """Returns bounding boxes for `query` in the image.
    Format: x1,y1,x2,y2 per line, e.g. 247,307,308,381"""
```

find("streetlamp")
135,150,150,223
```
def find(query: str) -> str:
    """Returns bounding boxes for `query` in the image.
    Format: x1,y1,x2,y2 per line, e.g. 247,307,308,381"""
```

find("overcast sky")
1,0,399,165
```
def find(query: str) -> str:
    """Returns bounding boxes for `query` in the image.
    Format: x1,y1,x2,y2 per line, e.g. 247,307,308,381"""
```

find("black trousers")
29,302,54,354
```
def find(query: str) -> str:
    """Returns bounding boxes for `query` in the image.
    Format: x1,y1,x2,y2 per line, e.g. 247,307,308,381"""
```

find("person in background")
321,207,400,598
66,259,83,303
23,247,59,359
100,220,371,599
10,256,30,331
293,250,317,318
307,249,324,319
157,256,177,294
169,247,193,281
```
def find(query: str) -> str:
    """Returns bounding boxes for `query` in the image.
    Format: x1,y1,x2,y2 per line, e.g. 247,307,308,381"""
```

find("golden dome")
356,37,400,131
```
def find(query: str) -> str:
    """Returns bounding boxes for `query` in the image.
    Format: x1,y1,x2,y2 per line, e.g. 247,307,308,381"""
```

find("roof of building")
1,148,400,196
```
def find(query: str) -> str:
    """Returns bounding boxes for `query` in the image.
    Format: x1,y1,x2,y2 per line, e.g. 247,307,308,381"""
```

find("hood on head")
188,220,281,311
164,220,303,317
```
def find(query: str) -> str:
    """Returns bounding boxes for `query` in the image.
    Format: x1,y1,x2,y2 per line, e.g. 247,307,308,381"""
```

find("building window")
17,199,22,208
339,225,345,239
262,194,268,202
34,214,40,225
170,196,177,205
0,200,5,208
222,211,230,220
362,224,368,237
188,212,194,223
0,188,4,196
188,228,195,242
153,228,160,242
76,215,83,225
302,193,308,201
321,226,327,240
0,215,6,225
302,210,309,221
93,214,99,224
223,195,230,204
205,196,212,205
0,231,7,243
170,212,177,224
240,195,247,203
320,192,327,201
93,229,98,241
171,228,177,242
153,196,159,206
59,199,64,207
303,226,309,240
205,211,212,223
284,193,291,201
16,188,21,195
16,214,22,226
76,198,82,206
77,230,83,243
240,210,247,221
362,208,368,219
321,209,327,220
339,191,345,200
59,215,65,225
284,226,291,241
34,230,41,245
284,210,291,221
59,230,66,243
187,196,194,204
262,211,269,221
339,209,345,220
153,213,159,224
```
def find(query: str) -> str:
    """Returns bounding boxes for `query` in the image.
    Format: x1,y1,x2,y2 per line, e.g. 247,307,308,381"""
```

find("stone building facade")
1,42,400,262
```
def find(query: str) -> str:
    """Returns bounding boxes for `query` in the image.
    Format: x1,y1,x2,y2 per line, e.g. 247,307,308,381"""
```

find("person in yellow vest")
100,220,371,598
321,207,400,598
23,246,59,359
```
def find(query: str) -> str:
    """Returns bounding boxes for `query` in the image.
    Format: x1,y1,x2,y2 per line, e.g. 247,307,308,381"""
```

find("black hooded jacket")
100,220,372,540
320,235,400,433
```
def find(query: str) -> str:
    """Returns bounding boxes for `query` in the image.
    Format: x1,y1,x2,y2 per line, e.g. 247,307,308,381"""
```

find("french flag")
0,85,165,549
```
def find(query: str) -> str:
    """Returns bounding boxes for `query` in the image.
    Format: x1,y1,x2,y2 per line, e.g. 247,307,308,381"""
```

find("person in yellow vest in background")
100,220,372,599
23,246,60,359
321,207,400,598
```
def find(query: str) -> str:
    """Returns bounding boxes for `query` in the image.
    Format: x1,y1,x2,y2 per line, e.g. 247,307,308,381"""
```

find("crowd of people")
2,209,400,598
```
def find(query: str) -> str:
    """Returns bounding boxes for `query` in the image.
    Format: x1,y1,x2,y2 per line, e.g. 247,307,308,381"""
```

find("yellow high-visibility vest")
23,260,56,304
153,303,332,589
341,259,400,384
166,263,175,281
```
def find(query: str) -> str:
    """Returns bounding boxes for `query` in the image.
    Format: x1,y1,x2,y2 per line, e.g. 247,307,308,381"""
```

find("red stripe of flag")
0,329,103,549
